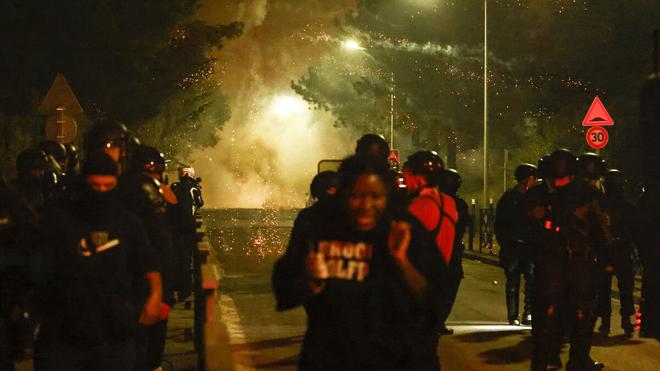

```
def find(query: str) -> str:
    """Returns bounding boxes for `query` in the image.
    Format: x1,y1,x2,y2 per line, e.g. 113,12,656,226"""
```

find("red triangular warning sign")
582,96,614,126
38,74,83,115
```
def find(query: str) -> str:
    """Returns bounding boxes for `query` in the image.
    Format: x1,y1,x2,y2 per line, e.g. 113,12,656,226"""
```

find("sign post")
38,74,83,143
582,96,614,150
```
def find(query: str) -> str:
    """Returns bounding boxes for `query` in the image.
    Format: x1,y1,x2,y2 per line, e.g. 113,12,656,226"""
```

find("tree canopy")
293,0,659,193
0,0,242,173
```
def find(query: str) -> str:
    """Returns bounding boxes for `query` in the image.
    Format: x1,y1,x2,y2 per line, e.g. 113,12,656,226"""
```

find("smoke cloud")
190,0,358,208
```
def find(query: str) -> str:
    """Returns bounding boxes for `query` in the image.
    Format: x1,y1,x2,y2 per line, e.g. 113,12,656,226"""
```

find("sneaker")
521,312,532,326
509,319,521,326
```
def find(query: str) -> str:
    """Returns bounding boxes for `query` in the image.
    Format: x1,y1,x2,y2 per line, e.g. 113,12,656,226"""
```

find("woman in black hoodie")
273,155,447,370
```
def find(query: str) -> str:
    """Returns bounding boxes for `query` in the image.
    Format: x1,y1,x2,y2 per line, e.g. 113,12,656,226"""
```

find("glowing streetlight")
343,39,365,51
272,95,305,118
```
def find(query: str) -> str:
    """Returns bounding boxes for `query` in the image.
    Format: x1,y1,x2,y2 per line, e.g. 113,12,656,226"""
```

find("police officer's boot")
506,290,520,325
566,357,604,371
597,315,610,335
621,316,634,337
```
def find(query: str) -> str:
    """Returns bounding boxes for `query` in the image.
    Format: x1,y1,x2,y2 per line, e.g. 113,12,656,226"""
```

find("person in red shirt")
404,151,459,335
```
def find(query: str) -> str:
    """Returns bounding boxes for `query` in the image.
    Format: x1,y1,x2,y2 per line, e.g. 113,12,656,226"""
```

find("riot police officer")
637,178,660,340
528,149,605,371
597,169,636,336
84,119,131,175
171,166,203,213
354,134,390,160
404,151,456,334
0,174,39,371
576,153,620,337
121,145,176,371
13,149,51,216
495,163,538,326
171,165,203,301
438,168,469,333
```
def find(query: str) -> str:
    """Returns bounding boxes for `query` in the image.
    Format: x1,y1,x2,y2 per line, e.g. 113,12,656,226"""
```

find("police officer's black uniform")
437,168,468,331
0,175,39,371
171,169,203,300
35,155,159,371
636,180,660,340
528,150,605,371
495,164,537,325
597,169,636,335
119,146,176,371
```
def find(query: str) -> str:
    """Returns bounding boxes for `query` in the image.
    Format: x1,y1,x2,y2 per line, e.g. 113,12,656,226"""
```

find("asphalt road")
204,209,660,371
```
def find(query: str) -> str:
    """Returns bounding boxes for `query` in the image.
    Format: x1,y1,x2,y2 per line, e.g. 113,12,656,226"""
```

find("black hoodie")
273,204,447,370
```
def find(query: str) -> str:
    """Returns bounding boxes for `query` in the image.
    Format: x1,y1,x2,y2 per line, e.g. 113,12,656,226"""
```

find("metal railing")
192,213,234,371
467,199,496,256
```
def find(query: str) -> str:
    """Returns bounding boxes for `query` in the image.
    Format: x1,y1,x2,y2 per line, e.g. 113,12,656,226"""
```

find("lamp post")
483,0,489,206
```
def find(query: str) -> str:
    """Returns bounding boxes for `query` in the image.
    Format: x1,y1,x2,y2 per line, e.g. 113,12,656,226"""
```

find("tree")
294,0,660,193
0,0,241,174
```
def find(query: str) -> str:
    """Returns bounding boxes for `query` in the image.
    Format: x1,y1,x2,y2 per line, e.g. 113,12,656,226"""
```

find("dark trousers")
175,234,195,301
502,249,534,321
531,254,598,371
0,319,14,371
440,277,462,324
134,319,168,371
596,249,635,329
641,265,660,339
35,337,135,371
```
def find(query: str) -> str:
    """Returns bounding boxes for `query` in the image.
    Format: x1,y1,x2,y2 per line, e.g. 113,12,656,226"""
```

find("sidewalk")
461,240,643,301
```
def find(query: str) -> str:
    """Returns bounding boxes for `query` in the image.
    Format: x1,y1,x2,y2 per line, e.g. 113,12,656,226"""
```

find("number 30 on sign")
586,126,609,150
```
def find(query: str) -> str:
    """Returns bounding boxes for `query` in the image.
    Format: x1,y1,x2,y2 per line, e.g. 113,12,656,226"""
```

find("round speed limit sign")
586,125,609,150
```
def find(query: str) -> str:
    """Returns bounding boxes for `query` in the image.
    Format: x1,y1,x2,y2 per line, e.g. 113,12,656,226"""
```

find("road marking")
448,324,532,333
218,293,255,371
219,293,248,345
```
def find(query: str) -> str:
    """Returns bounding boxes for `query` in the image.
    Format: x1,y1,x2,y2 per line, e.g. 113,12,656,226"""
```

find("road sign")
45,114,77,144
388,149,400,163
586,126,609,150
582,96,614,126
38,74,83,114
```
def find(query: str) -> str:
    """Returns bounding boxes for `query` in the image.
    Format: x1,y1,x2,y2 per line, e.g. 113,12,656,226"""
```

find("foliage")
294,0,660,186
0,0,242,174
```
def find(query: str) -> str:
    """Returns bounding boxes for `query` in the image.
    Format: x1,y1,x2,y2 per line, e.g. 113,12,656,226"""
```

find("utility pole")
483,0,489,205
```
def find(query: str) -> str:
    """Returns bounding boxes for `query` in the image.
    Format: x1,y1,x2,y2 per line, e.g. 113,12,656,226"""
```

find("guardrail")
193,213,234,371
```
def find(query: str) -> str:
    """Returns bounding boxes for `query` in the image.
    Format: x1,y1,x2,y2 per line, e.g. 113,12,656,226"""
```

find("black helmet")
64,143,79,161
64,143,80,172
133,145,166,174
406,150,444,175
577,152,607,180
604,169,624,195
514,163,538,181
355,134,389,159
439,168,461,196
548,149,577,179
38,140,67,164
84,119,129,155
310,171,340,199
537,155,551,179
406,151,445,187
16,148,49,174
83,152,118,177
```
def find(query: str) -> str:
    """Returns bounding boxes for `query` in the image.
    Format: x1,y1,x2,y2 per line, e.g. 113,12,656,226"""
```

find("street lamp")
343,39,365,51
342,39,395,149
483,0,489,206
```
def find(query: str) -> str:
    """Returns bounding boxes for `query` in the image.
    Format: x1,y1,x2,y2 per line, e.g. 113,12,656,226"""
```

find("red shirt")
409,188,458,265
